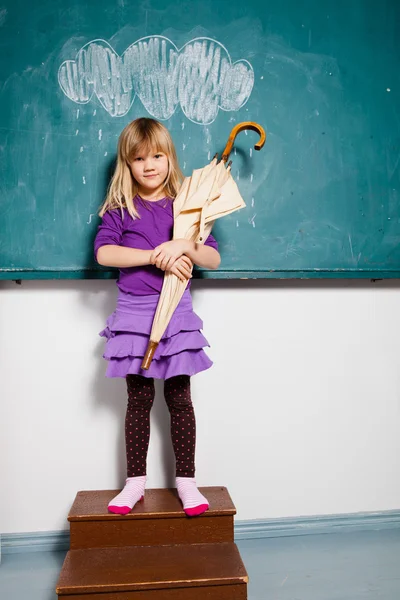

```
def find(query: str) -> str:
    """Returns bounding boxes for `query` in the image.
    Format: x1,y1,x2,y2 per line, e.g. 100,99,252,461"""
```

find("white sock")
176,477,209,517
108,476,146,515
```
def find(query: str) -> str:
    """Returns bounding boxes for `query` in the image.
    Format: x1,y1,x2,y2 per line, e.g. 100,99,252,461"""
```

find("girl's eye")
135,157,143,161
155,154,162,159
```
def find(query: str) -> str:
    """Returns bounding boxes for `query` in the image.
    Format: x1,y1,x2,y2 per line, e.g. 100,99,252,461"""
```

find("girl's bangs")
127,129,170,162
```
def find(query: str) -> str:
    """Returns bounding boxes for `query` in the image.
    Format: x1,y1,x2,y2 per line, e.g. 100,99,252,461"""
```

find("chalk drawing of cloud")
58,35,254,125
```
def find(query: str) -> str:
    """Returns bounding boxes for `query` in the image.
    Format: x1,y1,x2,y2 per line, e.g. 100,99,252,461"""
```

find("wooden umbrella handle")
141,341,159,370
221,122,266,162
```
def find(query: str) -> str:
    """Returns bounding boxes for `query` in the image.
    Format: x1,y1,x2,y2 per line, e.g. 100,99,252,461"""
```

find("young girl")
94,118,220,518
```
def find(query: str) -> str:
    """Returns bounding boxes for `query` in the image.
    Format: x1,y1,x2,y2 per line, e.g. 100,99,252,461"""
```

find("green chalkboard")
1,0,400,279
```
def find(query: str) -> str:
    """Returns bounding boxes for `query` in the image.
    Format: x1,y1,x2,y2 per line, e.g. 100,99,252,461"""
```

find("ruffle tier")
100,290,213,379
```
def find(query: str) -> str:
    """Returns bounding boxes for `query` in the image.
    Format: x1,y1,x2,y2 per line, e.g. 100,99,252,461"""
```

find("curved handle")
221,121,266,162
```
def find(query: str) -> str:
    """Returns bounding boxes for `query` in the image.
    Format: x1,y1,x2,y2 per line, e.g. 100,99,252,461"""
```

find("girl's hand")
150,239,192,271
168,256,193,282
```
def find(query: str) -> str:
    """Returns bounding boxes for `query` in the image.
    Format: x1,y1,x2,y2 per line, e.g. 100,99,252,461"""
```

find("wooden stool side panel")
70,516,234,549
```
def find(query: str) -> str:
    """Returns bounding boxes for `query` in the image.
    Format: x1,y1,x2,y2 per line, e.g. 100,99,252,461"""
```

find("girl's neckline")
136,195,170,204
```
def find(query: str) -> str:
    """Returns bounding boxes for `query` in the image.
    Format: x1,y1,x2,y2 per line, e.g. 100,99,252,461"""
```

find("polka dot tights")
125,374,196,478
164,375,196,478
125,375,154,478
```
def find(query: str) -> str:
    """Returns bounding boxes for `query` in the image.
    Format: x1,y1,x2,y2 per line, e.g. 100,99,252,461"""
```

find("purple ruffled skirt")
100,289,213,379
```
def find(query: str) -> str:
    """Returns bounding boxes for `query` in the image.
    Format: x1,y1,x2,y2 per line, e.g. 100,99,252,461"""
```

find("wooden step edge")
56,574,249,596
67,507,236,522
56,542,248,596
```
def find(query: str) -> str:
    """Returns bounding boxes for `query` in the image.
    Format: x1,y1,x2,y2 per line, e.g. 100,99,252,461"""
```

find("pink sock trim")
108,495,144,515
184,503,209,517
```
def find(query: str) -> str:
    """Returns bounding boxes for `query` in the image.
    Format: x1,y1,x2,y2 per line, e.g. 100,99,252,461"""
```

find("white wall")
1,279,400,534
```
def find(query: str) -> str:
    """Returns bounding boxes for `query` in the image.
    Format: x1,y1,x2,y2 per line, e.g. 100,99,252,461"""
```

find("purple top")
94,196,218,295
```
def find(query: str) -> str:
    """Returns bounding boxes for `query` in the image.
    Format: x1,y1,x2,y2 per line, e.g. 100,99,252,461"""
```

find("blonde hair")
99,118,184,219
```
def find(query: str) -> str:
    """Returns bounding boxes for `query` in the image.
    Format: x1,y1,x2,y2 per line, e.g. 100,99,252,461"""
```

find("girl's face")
130,147,169,199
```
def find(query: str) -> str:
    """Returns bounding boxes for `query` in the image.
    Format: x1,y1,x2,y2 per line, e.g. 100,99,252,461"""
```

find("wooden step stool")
56,486,248,599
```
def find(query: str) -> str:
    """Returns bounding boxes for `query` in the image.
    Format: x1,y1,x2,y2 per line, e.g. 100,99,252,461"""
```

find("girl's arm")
184,241,221,270
95,211,153,268
96,245,152,268
96,245,193,282
150,239,221,271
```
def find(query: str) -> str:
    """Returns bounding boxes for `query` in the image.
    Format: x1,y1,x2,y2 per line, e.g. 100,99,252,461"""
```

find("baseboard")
2,509,400,554
234,509,400,540
1,530,70,554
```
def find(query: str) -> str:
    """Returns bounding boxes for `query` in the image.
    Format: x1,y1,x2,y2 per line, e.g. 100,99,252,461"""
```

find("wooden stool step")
56,542,248,599
68,487,235,550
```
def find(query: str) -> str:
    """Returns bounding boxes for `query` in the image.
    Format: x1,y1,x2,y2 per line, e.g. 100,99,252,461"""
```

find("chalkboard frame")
1,269,399,281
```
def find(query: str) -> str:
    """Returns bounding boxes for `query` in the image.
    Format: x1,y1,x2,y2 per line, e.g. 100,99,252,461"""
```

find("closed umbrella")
141,122,266,369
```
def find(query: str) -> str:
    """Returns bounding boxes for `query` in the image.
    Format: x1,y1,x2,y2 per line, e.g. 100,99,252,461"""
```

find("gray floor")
0,530,399,599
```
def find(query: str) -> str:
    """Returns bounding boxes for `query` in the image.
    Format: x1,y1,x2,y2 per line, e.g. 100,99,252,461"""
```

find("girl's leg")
164,375,209,517
108,374,155,515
